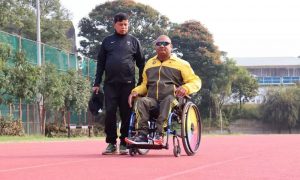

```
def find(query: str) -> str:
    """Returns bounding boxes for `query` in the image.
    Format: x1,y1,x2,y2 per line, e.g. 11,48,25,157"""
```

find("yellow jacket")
132,55,201,101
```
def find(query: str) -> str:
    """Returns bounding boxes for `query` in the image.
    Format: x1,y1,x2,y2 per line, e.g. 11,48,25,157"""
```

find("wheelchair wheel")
173,136,181,157
137,149,150,155
129,148,137,156
173,145,181,157
181,101,202,156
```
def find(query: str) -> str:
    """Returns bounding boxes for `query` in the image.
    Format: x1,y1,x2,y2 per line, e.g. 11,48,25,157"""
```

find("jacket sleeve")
133,39,145,85
93,41,106,87
181,62,202,94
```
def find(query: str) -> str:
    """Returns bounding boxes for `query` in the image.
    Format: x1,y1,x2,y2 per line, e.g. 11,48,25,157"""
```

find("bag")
88,91,104,116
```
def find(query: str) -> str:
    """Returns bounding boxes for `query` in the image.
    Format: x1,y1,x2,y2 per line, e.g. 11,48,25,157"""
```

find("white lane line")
155,155,252,180
0,159,90,173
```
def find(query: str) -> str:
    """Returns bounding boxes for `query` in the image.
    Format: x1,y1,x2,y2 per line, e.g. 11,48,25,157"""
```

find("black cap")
88,91,104,116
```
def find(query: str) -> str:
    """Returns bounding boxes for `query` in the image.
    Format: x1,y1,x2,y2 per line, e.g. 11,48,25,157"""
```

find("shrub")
223,104,261,121
93,123,105,137
45,123,67,137
0,116,24,136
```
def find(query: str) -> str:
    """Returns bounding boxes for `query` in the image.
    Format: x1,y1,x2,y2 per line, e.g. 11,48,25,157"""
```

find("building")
235,57,300,103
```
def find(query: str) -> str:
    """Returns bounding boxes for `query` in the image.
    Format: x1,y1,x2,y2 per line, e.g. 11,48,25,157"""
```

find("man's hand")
128,91,138,108
175,86,187,97
92,86,100,94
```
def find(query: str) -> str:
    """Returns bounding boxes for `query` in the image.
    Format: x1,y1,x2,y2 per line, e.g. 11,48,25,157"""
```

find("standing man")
93,12,145,155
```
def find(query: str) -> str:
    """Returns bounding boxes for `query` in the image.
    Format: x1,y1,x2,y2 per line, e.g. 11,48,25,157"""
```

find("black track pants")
103,82,134,145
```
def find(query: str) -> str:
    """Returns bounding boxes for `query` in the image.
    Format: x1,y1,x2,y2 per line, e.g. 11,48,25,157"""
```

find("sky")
60,0,300,58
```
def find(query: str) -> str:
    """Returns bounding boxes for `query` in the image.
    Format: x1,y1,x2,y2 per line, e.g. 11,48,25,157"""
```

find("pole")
36,0,44,134
36,0,41,66
220,109,223,134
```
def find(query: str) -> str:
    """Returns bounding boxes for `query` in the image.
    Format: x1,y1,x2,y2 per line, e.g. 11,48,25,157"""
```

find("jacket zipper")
156,62,163,100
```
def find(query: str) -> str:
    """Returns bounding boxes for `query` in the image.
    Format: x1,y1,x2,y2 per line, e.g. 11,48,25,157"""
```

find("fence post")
68,111,71,138
26,104,29,134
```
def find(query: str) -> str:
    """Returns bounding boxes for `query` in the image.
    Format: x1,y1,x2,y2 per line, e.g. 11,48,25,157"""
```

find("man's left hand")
175,86,187,97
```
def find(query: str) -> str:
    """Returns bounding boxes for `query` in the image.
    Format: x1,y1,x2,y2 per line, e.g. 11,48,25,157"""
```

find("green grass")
0,133,239,143
0,135,104,143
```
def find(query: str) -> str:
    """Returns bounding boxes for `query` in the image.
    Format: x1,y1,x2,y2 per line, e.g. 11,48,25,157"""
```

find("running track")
0,135,299,180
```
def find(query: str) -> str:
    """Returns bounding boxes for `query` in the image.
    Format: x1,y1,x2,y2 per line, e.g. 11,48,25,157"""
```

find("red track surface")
0,134,299,180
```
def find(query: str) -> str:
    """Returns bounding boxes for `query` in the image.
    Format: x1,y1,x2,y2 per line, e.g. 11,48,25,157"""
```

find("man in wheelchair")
125,35,201,145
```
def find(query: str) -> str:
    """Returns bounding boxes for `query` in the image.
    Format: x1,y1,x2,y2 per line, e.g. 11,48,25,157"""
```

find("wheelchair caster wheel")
173,145,181,157
137,149,150,155
173,136,181,157
129,148,137,156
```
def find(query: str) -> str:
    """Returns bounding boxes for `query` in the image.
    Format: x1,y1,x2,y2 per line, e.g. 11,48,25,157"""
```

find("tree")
60,70,90,125
204,58,242,129
7,52,41,102
39,0,73,51
5,51,41,120
0,0,35,36
0,43,12,104
37,64,90,127
78,0,171,59
170,20,221,66
37,63,65,131
261,87,299,133
169,20,223,124
0,0,73,51
232,67,259,109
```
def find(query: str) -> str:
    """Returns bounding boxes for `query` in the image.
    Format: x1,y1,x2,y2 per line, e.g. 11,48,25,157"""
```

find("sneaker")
125,133,148,144
153,134,163,145
102,143,117,155
134,134,148,144
119,144,128,155
125,136,136,144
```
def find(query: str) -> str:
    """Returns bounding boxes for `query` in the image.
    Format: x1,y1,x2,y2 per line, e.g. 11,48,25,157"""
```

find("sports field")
0,134,299,180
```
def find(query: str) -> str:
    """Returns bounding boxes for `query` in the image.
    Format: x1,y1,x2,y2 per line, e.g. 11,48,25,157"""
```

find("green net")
0,30,97,130
44,44,68,71
89,59,97,83
70,111,87,125
0,104,9,118
21,38,37,65
0,31,20,64
69,53,77,69
0,31,20,55
0,30,96,74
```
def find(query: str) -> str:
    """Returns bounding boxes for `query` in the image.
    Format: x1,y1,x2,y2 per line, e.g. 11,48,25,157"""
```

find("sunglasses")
155,41,171,47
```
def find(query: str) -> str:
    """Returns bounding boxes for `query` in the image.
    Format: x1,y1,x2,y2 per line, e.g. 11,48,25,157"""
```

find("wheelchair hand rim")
181,102,202,155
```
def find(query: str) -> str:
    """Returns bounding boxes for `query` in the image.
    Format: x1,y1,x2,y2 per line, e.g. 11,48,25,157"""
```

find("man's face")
114,20,129,35
155,37,172,58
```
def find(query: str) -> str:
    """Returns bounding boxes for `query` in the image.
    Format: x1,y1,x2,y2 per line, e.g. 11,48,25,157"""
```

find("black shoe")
135,134,148,143
125,133,148,144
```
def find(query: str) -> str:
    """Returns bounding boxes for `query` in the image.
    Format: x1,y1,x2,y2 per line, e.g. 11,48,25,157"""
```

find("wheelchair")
126,97,202,157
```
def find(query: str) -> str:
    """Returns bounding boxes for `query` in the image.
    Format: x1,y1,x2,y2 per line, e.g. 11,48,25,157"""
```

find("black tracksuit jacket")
93,33,145,86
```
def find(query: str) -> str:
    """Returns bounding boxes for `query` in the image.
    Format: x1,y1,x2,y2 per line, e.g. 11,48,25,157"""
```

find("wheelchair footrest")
127,143,166,150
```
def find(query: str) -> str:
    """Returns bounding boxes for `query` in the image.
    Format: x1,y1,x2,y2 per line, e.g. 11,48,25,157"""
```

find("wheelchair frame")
127,99,202,157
